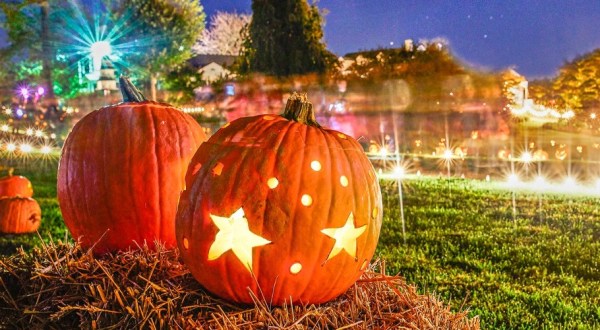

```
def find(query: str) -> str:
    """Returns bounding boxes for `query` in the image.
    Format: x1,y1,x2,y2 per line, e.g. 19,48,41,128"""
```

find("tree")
552,49,600,115
238,0,335,77
0,0,87,102
0,0,58,101
193,11,251,56
108,0,205,100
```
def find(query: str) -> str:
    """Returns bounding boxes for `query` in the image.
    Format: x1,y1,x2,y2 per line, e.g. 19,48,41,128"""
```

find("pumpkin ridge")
277,125,327,301
149,108,163,242
127,107,143,246
165,108,189,243
300,127,338,301
79,112,98,246
196,141,249,301
256,119,296,300
170,110,184,187
231,134,273,301
314,128,353,302
100,109,115,249
360,147,383,264
269,122,308,301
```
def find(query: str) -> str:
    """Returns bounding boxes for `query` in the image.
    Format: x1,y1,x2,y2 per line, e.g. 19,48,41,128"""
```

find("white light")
561,110,575,119
20,144,33,153
4,109,11,115
1,124,9,132
25,128,34,136
520,151,533,163
507,173,520,186
90,40,112,72
6,143,16,152
41,145,52,154
591,113,597,119
379,147,388,157
50,133,56,139
533,176,548,189
35,130,44,137
393,166,405,178
90,41,112,59
443,149,453,160
562,177,577,190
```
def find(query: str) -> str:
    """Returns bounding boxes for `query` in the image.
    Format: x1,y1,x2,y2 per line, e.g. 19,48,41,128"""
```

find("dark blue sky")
203,0,600,79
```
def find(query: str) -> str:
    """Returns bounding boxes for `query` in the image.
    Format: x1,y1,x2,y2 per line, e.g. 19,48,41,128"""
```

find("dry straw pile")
0,240,479,329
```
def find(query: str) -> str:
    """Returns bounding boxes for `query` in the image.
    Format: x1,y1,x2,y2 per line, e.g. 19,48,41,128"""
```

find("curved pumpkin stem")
119,76,147,103
282,92,321,128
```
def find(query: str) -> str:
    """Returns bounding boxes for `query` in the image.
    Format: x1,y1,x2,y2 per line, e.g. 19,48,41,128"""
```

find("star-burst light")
56,1,158,81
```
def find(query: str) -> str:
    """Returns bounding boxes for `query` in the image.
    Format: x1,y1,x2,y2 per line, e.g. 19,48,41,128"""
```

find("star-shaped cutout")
321,213,366,261
208,207,271,272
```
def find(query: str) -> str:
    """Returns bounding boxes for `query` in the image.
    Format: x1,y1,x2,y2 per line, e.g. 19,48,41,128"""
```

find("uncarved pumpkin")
57,77,207,254
0,169,33,198
0,196,41,234
176,93,382,305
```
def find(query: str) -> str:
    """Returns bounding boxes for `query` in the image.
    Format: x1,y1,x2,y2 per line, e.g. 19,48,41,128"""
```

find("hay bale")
0,240,479,329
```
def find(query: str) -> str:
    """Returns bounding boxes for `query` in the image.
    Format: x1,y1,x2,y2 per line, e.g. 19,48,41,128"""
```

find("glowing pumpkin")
0,196,41,234
57,76,206,254
177,93,382,305
0,169,33,198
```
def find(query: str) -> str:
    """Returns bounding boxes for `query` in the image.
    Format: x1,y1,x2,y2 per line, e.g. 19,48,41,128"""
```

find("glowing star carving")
208,207,271,272
321,213,366,261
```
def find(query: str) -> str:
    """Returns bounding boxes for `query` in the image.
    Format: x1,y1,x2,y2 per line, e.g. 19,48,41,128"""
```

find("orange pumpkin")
176,93,382,305
57,76,207,254
0,196,41,234
0,169,33,198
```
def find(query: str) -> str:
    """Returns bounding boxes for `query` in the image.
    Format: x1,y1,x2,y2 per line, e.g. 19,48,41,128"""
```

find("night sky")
1,1,598,79
203,0,600,79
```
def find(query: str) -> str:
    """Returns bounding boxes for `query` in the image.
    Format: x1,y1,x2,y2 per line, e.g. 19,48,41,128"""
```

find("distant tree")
0,0,88,102
238,0,335,77
552,49,600,115
528,78,555,107
162,61,203,104
0,0,59,101
109,0,205,100
193,11,251,56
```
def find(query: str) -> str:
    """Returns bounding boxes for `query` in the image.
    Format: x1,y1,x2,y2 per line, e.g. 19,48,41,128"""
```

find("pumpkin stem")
119,76,147,102
281,92,321,128
8,168,14,177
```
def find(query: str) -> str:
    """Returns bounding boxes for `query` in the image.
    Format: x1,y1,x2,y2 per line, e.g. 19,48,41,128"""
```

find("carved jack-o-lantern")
0,196,41,234
176,93,382,305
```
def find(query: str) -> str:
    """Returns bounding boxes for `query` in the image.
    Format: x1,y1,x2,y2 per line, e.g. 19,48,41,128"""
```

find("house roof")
189,54,237,68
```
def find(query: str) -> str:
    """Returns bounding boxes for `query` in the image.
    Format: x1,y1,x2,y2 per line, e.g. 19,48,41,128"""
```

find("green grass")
378,178,600,329
1,164,598,329
0,164,69,255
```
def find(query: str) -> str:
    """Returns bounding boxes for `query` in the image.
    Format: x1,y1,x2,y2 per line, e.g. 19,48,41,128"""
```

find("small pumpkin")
176,93,382,305
0,196,41,234
0,168,33,198
57,76,207,254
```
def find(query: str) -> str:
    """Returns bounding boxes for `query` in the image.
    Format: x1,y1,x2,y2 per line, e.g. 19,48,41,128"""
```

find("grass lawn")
1,164,599,329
